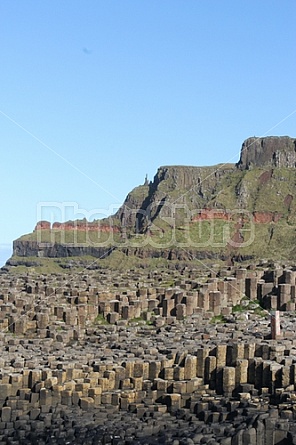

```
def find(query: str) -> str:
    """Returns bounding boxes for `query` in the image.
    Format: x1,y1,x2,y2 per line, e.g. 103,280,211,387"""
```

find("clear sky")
0,0,296,265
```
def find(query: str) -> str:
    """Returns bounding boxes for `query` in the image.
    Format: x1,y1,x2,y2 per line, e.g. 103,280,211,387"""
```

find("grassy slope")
13,167,296,262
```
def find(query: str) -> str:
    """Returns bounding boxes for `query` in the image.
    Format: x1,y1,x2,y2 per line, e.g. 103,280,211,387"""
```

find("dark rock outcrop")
13,240,115,259
12,241,250,263
237,136,296,170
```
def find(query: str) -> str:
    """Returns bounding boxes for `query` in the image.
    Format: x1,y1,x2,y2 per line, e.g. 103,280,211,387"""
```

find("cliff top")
158,163,235,169
237,136,296,170
158,136,296,172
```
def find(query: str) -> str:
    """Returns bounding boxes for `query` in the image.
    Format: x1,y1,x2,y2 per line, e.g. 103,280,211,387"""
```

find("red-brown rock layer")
191,210,282,224
34,221,120,233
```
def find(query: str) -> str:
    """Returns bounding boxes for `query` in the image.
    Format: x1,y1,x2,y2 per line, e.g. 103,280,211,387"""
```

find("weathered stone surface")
0,262,296,443
237,136,296,170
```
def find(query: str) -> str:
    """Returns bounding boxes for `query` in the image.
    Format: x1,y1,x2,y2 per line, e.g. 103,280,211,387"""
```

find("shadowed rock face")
237,136,296,170
13,240,114,259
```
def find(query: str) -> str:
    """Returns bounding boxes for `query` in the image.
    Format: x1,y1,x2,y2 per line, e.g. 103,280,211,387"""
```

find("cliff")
13,240,114,259
10,136,296,266
116,164,236,233
116,136,296,234
237,136,296,170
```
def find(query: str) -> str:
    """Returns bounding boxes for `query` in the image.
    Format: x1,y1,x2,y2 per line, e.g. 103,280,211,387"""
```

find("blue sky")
0,0,296,265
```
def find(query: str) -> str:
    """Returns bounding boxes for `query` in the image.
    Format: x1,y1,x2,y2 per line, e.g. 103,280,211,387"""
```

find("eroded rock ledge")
237,136,296,170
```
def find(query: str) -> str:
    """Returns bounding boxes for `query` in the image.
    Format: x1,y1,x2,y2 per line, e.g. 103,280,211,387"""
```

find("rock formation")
3,136,296,444
237,136,296,170
1,262,296,443
10,136,296,263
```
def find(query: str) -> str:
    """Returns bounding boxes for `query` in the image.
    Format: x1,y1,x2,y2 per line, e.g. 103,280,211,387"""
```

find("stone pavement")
1,262,296,443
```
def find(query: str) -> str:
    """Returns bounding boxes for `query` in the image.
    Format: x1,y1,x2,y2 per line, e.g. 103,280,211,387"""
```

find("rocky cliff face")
117,136,296,234
237,136,296,170
13,240,114,259
10,136,296,263
35,220,120,233
116,163,235,233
